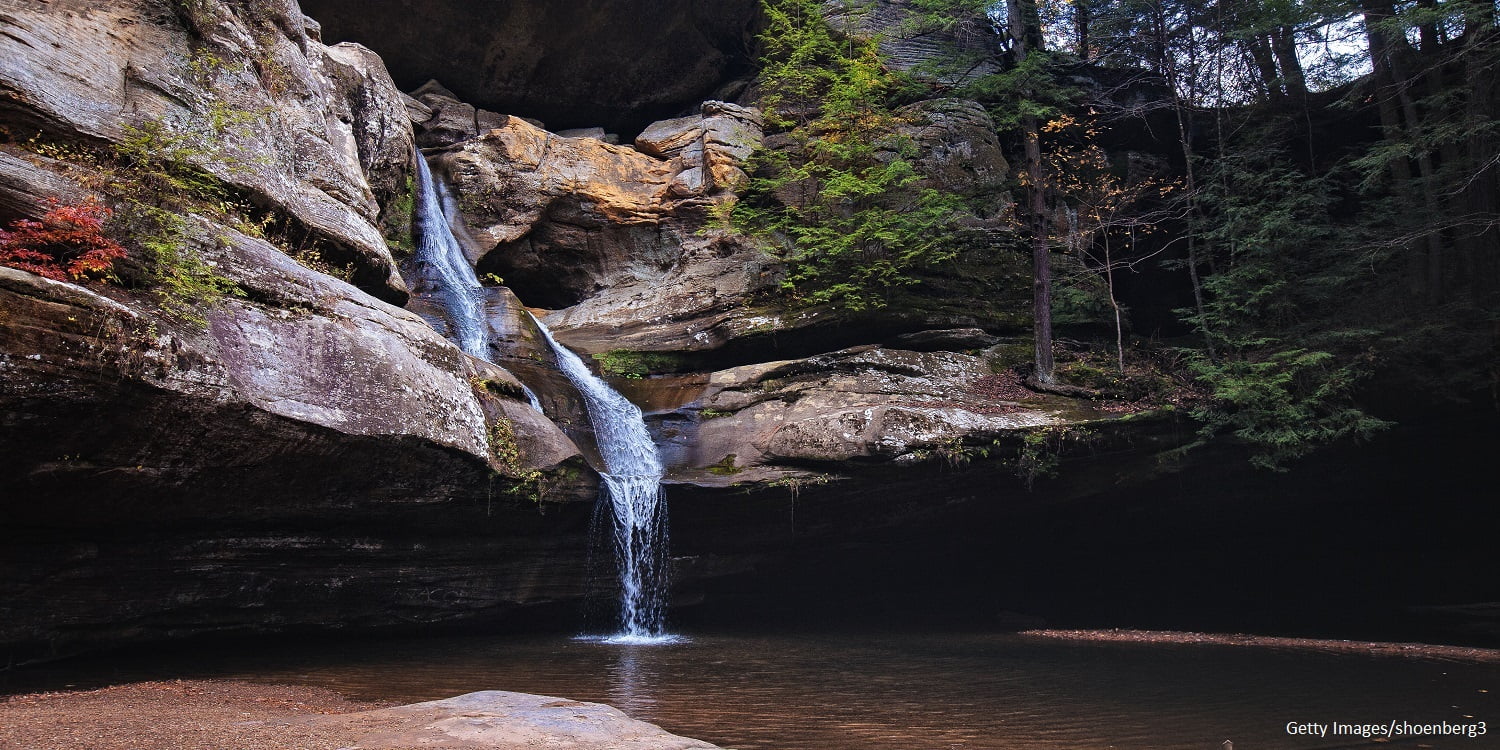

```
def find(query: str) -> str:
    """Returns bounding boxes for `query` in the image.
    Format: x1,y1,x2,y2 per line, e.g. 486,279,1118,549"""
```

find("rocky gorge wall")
0,0,1242,655
7,0,1489,657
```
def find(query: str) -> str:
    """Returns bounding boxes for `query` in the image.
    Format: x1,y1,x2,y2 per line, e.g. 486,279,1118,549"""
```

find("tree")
0,197,126,283
1044,114,1182,372
731,0,968,311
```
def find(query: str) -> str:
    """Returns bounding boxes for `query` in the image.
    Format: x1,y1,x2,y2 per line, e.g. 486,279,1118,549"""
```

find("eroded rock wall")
0,0,410,300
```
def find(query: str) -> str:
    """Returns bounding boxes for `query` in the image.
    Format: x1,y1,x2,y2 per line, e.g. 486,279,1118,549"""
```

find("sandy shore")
1021,628,1500,663
0,680,397,750
0,679,721,750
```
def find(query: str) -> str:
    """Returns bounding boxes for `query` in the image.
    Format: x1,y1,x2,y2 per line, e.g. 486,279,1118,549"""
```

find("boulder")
0,0,413,302
422,104,761,310
328,691,723,750
635,115,704,159
635,102,764,193
410,79,515,148
897,99,1010,197
676,346,1063,483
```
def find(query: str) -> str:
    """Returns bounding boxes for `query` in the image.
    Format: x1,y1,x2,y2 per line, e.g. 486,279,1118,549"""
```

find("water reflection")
606,645,650,714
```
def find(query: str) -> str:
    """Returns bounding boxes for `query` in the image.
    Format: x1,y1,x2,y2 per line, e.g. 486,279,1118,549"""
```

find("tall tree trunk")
1248,35,1283,100
1075,0,1091,59
1362,0,1438,299
1270,26,1308,101
1105,232,1125,373
1010,0,1053,384
1026,119,1055,384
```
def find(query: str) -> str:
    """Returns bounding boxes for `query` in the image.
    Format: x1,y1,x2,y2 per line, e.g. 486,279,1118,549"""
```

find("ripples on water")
17,629,1495,750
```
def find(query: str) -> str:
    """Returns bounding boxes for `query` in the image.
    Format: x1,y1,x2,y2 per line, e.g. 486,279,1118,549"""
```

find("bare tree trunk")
1010,0,1053,384
1164,31,1215,359
1105,232,1125,373
1026,119,1055,384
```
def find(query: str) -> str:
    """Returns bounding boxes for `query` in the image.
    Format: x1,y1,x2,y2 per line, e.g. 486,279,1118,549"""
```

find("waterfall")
413,153,488,360
412,148,671,640
520,383,544,412
530,314,673,643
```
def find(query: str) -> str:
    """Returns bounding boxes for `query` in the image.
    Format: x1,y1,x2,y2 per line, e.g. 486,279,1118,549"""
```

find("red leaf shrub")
0,197,127,282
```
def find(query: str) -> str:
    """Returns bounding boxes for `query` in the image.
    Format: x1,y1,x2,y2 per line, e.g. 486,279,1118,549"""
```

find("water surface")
15,629,1495,749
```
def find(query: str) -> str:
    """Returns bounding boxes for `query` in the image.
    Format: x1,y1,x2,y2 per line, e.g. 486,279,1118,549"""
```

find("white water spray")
530,315,673,642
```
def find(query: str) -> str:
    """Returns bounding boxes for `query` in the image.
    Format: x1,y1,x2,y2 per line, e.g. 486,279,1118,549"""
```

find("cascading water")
520,384,544,412
413,149,671,640
415,152,543,412
413,153,489,360
530,314,674,643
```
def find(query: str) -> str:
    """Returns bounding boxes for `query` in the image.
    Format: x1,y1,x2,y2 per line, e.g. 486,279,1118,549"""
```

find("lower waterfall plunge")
412,151,672,641
531,314,673,643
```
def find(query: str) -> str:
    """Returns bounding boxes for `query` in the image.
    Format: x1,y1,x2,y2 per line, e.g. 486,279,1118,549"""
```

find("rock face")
299,0,761,135
823,0,1001,85
0,0,610,653
671,346,1066,485
329,691,723,750
897,99,1010,198
0,155,601,649
422,101,764,313
0,0,411,302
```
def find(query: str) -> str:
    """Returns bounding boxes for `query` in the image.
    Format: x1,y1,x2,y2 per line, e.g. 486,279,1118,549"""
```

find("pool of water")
12,628,1496,749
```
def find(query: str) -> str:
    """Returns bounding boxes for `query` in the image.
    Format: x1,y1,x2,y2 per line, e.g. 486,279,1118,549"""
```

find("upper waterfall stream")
412,150,672,642
413,154,488,360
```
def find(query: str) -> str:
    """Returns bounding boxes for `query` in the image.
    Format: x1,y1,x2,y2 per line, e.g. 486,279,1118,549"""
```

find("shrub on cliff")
731,0,968,312
0,198,127,282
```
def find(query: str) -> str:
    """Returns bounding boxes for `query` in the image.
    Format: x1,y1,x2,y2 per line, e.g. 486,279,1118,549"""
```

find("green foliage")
487,416,546,501
962,52,1078,131
732,0,970,311
1179,150,1391,469
119,205,244,326
592,349,682,379
1012,425,1092,490
707,454,744,475
383,175,417,257
114,121,234,206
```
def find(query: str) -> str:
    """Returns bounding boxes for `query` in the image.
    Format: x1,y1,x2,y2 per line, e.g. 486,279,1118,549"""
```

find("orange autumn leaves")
0,197,126,282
